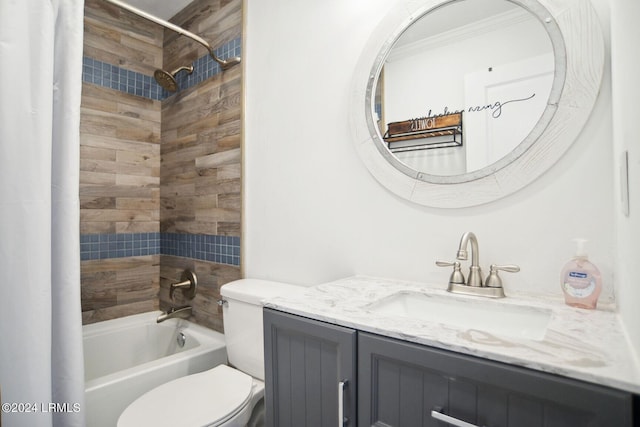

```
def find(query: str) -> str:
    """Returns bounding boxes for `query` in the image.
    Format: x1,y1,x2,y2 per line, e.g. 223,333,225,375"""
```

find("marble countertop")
264,276,640,394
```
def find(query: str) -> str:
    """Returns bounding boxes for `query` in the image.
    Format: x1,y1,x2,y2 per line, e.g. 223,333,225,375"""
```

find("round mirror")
376,0,555,179
351,0,604,207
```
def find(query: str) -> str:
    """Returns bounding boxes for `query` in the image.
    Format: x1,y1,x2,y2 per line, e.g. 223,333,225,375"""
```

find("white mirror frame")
350,0,604,208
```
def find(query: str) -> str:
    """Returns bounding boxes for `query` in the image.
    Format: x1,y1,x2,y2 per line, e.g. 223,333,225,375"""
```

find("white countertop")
263,276,640,394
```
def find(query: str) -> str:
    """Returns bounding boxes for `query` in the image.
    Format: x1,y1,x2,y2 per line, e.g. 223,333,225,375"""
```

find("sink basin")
366,291,551,341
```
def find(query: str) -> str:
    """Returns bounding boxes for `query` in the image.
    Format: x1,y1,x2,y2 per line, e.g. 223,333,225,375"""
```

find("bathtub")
83,311,227,427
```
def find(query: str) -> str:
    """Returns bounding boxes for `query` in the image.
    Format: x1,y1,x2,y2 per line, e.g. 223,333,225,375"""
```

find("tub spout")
156,306,192,323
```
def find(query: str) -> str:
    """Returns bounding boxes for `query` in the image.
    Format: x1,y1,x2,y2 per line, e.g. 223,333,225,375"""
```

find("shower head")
216,56,242,71
154,69,178,92
154,65,194,93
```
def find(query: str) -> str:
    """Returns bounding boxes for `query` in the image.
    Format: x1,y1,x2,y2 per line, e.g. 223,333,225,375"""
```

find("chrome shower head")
217,56,242,71
154,69,177,92
153,65,194,92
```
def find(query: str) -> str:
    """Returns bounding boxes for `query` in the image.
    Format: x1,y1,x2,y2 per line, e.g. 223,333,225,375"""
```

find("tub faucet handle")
170,270,198,300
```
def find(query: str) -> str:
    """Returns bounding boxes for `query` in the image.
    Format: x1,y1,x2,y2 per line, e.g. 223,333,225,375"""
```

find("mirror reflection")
375,0,554,177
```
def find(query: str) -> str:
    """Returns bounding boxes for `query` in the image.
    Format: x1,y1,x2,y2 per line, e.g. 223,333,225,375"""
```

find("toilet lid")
118,365,254,427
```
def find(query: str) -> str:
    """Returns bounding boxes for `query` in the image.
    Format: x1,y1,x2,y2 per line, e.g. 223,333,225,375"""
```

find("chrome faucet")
156,305,192,323
437,232,520,298
456,231,483,287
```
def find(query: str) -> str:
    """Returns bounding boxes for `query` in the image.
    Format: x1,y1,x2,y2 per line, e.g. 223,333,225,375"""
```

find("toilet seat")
118,365,254,427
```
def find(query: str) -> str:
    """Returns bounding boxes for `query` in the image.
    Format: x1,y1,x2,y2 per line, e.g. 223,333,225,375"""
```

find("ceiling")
124,0,194,20
396,0,519,47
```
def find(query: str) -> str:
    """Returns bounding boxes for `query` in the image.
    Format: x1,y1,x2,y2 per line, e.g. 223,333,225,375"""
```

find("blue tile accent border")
162,233,240,266
80,233,161,260
82,57,165,100
80,232,240,266
82,37,241,100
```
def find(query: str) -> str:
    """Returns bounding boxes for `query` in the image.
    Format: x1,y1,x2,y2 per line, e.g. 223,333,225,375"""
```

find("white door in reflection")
464,53,554,172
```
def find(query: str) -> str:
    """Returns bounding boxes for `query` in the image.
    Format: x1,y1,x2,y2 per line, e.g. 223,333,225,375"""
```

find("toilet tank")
220,279,301,380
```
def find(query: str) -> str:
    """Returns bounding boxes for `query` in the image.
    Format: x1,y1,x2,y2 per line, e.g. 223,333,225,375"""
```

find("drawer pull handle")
338,380,348,426
431,410,480,427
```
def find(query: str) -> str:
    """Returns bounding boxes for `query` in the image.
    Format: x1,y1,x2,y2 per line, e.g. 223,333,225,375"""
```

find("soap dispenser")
560,239,602,309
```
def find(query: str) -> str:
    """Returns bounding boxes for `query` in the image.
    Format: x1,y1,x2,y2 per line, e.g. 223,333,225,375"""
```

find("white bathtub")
83,311,227,427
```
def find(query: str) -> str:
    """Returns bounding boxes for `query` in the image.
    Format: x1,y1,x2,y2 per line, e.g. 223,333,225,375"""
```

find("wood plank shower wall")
160,0,242,331
79,0,242,331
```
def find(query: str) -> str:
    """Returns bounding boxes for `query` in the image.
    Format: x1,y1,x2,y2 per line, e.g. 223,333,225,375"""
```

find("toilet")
117,279,300,427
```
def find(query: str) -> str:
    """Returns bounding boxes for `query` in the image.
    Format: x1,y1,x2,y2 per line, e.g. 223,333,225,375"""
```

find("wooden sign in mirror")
384,112,463,153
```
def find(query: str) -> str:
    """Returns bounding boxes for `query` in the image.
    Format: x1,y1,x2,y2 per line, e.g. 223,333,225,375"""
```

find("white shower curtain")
0,1,85,426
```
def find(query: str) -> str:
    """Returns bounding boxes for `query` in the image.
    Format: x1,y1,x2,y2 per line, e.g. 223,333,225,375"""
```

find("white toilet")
117,279,300,427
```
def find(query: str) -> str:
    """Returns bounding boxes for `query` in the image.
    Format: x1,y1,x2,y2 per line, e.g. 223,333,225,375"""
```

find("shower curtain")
0,1,85,426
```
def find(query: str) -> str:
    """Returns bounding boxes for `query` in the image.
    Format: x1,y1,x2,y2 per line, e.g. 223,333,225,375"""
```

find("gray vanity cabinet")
358,332,634,427
264,308,635,427
263,308,357,427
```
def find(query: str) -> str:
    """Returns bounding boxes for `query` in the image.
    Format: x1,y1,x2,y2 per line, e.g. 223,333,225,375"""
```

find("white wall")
611,0,640,359
243,0,617,307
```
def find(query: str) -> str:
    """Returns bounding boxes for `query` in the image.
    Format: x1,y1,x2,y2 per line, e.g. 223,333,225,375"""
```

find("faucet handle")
170,270,198,300
485,264,520,288
436,260,466,285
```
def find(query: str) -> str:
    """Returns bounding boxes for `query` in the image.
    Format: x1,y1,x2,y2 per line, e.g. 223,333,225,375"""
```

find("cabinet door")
264,309,357,427
358,332,633,427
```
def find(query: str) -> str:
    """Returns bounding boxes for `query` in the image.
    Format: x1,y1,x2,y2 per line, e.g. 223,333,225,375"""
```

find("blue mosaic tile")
83,37,242,101
80,232,161,261
82,57,165,101
160,233,240,266
80,232,240,266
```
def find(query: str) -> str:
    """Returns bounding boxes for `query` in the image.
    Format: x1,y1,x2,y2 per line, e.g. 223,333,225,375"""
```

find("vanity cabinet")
264,308,635,427
263,308,357,427
358,332,634,427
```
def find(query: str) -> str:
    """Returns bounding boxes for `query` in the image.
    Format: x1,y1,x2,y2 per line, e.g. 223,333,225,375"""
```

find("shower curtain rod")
102,0,241,70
